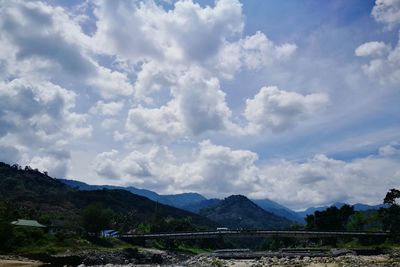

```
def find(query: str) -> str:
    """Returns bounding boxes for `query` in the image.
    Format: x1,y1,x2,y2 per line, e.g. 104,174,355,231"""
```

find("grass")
9,234,141,255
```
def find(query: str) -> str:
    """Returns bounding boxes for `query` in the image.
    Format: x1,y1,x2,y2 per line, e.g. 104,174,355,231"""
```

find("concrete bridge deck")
120,230,390,240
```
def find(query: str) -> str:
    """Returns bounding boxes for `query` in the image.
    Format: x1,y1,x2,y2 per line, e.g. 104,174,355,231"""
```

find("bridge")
120,230,390,241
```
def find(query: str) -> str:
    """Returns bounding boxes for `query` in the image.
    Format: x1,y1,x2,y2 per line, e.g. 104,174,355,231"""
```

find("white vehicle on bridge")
216,227,229,231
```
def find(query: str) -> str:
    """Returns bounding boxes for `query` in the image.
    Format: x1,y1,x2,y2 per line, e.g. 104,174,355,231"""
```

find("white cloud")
172,68,236,135
218,31,297,78
91,140,259,195
0,0,133,99
92,150,120,178
244,86,329,133
90,141,400,209
378,144,399,156
175,140,260,196
372,0,400,29
0,78,91,177
257,153,400,209
355,41,390,57
356,0,400,84
124,67,240,143
125,103,184,144
93,0,244,63
356,36,400,84
90,101,124,116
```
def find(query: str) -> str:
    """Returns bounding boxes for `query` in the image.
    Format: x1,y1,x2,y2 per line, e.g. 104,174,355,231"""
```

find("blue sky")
0,0,399,210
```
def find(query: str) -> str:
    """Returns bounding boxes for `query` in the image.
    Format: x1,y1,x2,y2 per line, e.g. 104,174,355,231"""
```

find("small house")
11,219,46,228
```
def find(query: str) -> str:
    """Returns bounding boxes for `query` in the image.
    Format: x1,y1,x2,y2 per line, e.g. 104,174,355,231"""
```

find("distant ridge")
59,179,303,224
297,202,387,218
252,199,304,224
199,195,294,229
60,179,206,208
0,163,216,228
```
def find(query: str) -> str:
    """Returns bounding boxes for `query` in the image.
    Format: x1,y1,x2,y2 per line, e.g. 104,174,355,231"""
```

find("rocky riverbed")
2,249,400,266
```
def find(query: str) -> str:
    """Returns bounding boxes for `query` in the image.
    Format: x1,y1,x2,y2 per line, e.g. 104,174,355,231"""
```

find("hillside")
181,199,221,213
199,195,294,229
252,199,304,224
60,179,206,209
297,202,387,218
60,179,305,223
0,162,215,229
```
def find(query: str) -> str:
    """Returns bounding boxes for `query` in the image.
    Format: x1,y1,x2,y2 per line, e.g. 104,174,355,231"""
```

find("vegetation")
379,188,400,238
0,162,215,253
200,195,294,229
1,161,399,254
82,204,114,235
305,204,354,231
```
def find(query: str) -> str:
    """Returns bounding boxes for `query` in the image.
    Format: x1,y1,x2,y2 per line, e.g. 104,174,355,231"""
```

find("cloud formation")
90,142,400,209
356,0,400,85
0,0,398,209
245,86,329,133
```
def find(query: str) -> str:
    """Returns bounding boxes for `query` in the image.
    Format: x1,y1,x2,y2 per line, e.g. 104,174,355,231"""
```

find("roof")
11,219,46,228
101,229,119,234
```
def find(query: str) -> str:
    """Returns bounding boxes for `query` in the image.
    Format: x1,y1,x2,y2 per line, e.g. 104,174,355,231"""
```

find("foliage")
306,204,354,231
346,210,382,232
379,188,400,235
0,221,14,251
82,204,114,234
200,195,293,229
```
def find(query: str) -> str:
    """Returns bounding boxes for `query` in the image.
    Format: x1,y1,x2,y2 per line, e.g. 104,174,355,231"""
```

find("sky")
0,0,400,210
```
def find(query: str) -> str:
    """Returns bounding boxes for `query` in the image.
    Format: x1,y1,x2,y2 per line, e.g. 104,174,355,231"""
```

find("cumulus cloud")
378,144,399,156
175,140,260,196
90,101,124,116
244,86,329,133
372,0,400,29
356,36,400,84
125,103,183,144
124,67,239,143
91,142,400,209
0,0,133,99
0,78,91,177
218,31,297,78
93,0,244,63
92,146,176,190
355,41,391,57
356,0,400,84
256,152,400,209
91,140,259,195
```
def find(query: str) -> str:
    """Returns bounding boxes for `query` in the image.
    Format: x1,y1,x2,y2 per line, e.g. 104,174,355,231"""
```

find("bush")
0,221,14,251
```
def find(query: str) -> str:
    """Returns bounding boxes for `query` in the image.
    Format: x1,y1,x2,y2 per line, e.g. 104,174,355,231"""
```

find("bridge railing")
120,229,391,240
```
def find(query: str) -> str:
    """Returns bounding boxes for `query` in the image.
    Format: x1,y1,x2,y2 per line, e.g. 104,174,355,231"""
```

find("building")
11,219,46,228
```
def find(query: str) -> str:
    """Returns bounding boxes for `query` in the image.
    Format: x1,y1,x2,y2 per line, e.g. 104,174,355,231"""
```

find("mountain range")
199,195,293,229
60,179,304,223
0,162,293,231
61,179,385,223
297,202,387,218
0,163,215,228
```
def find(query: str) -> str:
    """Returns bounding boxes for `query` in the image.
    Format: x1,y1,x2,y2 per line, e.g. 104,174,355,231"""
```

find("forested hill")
200,195,294,229
0,162,216,229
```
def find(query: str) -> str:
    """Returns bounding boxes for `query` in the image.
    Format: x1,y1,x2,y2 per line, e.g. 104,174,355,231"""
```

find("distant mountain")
60,179,206,208
297,202,387,218
199,195,294,229
0,163,216,228
181,199,221,213
252,199,305,224
161,193,206,208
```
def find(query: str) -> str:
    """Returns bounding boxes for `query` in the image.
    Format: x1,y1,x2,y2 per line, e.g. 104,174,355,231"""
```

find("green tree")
306,205,354,231
379,188,400,235
82,204,114,235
